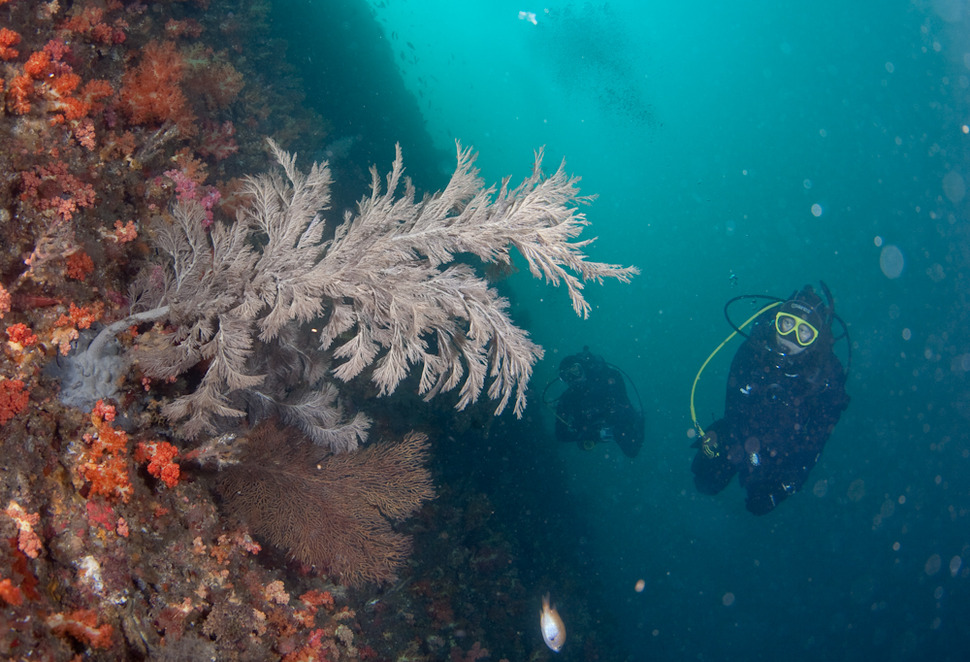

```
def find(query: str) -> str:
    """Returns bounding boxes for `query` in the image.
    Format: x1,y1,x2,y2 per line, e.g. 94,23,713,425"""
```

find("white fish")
540,593,566,652
518,10,538,25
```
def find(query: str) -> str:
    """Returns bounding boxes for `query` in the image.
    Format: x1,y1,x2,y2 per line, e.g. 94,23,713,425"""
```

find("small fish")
540,593,566,652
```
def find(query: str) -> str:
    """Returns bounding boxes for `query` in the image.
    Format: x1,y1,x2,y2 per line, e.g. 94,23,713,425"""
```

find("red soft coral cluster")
0,378,29,425
134,441,181,489
19,159,97,222
293,589,335,627
50,77,115,126
199,120,239,161
0,285,10,319
60,4,128,45
64,250,95,281
79,401,133,503
55,301,103,331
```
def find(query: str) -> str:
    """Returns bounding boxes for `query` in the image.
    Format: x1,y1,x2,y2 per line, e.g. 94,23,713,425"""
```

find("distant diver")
689,283,850,514
545,346,645,458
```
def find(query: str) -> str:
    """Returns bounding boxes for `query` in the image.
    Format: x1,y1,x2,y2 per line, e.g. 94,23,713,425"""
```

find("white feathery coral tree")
67,139,638,452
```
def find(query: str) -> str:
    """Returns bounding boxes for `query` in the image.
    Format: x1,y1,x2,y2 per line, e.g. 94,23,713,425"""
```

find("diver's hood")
559,348,603,384
780,284,830,332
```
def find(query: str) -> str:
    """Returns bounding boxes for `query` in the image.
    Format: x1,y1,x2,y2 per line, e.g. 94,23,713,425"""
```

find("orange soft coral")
55,302,104,330
50,72,81,97
81,79,114,111
23,51,51,79
187,59,244,110
7,74,33,114
119,40,195,132
92,399,116,423
6,323,38,348
47,609,115,649
0,578,24,606
44,71,112,123
0,27,20,60
111,219,137,243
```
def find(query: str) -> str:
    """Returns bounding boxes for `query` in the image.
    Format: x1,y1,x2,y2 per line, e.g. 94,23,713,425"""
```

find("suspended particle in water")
847,478,866,502
879,244,905,279
811,203,823,217
943,170,965,203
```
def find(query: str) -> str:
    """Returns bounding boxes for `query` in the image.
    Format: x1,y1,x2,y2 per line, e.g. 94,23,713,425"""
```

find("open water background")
273,1,970,659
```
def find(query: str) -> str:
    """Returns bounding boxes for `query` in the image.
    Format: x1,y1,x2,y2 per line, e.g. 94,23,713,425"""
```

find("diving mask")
561,361,585,383
775,311,818,347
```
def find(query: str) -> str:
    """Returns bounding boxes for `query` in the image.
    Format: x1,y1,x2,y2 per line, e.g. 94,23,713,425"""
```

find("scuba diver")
547,347,645,458
690,283,850,515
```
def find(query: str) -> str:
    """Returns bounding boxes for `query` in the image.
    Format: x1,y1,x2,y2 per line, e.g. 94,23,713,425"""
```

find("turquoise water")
279,1,968,659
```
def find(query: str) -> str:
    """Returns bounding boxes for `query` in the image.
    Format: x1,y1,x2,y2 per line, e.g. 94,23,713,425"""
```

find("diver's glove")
746,483,797,515
690,432,720,458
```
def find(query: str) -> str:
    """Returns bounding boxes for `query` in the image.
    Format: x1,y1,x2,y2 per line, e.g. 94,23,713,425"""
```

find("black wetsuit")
555,352,644,458
691,315,849,514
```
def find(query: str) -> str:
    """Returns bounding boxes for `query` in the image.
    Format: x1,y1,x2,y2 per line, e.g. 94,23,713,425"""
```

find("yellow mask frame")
774,311,819,347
